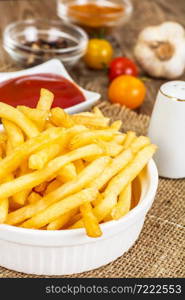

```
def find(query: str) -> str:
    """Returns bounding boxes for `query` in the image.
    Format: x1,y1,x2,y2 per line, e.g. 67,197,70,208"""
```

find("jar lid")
160,81,185,101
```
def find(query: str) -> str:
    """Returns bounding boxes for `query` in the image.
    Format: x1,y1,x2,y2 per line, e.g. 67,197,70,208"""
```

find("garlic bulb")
134,22,185,79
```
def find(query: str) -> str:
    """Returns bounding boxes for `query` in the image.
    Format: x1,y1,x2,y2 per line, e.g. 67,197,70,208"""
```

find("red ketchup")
0,73,86,108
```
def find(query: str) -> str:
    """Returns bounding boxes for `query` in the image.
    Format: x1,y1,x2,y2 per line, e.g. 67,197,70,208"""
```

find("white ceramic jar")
148,81,185,179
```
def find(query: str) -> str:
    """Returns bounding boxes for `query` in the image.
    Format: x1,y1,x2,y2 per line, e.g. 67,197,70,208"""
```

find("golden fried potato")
0,91,157,238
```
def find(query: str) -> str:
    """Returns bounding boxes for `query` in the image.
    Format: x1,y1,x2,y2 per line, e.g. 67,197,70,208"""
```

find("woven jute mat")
0,101,185,278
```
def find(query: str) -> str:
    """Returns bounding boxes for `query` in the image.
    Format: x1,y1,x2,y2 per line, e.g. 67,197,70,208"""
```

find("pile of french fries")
0,88,156,237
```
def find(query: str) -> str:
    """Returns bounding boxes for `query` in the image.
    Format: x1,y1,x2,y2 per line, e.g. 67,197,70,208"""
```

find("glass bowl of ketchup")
57,0,133,31
3,19,88,68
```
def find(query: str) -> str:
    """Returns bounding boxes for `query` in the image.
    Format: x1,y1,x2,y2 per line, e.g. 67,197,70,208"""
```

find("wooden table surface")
0,0,185,115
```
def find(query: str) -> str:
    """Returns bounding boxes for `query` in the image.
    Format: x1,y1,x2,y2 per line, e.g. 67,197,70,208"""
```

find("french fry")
17,106,48,131
13,162,31,205
0,198,9,223
71,115,110,129
66,212,82,228
93,145,157,221
83,140,124,162
64,126,88,148
0,146,3,160
80,202,102,237
0,132,7,158
111,184,132,220
69,217,83,229
96,140,123,157
44,179,61,195
72,145,157,228
57,163,77,183
74,159,85,173
3,120,23,156
0,162,16,224
2,119,24,148
47,208,78,230
2,173,14,184
22,188,98,229
36,88,54,111
1,176,15,223
0,88,157,238
9,198,22,212
131,176,141,209
44,121,56,129
130,136,150,154
0,131,7,144
28,192,42,204
0,144,103,200
50,107,74,128
113,134,126,145
13,189,31,206
67,124,88,135
92,193,104,207
5,140,13,155
0,102,39,138
103,214,112,222
6,156,110,225
69,130,117,150
123,131,136,149
90,149,133,191
29,143,62,170
93,107,104,117
14,159,29,180
73,112,93,117
110,120,122,131
34,182,48,194
89,136,149,192
0,127,65,180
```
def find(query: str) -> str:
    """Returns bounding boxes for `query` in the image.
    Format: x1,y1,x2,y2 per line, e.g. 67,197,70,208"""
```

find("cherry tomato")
108,75,146,109
109,57,138,81
84,39,113,70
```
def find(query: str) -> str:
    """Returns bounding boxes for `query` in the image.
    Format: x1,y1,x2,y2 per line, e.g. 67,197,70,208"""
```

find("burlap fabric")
0,101,184,278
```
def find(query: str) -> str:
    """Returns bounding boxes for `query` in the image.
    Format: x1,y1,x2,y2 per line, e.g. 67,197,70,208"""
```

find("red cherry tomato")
109,57,138,81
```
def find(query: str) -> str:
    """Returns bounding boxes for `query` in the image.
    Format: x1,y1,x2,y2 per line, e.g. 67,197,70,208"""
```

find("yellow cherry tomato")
108,75,146,109
84,39,113,70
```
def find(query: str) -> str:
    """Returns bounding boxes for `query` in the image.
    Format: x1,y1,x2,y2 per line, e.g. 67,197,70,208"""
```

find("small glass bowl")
3,19,88,67
57,0,133,29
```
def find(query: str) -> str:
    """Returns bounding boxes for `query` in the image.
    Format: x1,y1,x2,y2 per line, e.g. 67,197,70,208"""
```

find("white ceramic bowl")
0,160,158,275
0,59,100,114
